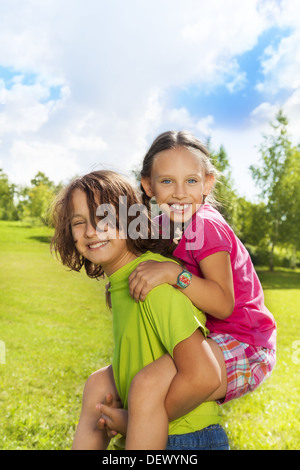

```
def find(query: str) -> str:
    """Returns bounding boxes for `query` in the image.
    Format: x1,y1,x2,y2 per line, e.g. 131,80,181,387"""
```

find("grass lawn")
0,221,113,449
0,221,299,450
220,267,300,449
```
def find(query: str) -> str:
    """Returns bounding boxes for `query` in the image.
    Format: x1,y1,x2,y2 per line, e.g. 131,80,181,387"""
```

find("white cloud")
0,79,6,105
250,102,279,123
0,82,52,135
9,140,81,185
0,0,270,98
165,107,214,139
253,0,300,148
258,30,300,93
256,0,300,94
0,0,299,202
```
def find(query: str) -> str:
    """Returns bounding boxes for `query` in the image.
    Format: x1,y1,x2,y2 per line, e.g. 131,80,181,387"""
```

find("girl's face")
70,189,136,276
141,146,214,223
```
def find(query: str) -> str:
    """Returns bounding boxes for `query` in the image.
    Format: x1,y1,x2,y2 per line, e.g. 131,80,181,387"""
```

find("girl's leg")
205,338,228,402
125,339,227,450
72,365,120,450
207,334,276,404
125,354,177,450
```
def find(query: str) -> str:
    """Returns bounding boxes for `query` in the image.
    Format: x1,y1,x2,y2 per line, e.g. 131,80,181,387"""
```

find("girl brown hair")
139,130,220,254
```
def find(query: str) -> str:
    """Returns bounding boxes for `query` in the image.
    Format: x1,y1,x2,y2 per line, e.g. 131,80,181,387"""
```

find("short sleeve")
191,216,232,264
143,284,207,358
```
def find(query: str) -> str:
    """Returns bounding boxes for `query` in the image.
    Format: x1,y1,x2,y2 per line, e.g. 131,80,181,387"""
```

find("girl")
128,130,276,414
50,170,229,450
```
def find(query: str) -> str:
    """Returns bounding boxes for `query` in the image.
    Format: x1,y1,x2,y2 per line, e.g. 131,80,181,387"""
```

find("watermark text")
95,198,205,250
0,341,5,364
292,340,300,364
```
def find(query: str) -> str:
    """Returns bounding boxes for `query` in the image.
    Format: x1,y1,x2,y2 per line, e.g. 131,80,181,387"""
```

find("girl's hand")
128,260,181,302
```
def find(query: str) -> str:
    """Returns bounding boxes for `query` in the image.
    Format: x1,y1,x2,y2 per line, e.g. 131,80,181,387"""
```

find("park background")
1,0,300,450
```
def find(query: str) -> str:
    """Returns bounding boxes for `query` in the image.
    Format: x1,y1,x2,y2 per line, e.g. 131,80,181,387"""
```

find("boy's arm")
164,328,221,422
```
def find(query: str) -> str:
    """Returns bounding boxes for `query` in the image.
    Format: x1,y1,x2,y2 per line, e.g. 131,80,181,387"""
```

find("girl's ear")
203,174,215,198
141,176,154,198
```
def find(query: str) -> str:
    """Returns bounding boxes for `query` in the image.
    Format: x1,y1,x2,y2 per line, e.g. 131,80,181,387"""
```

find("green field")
0,221,299,450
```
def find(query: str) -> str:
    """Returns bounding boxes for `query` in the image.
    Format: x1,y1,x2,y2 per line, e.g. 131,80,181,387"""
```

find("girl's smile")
167,202,194,222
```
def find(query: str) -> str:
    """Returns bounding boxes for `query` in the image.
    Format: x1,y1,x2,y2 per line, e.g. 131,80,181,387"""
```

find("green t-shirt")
108,251,221,435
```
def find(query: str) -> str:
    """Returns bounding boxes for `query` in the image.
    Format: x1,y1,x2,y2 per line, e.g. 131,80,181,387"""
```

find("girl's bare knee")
128,356,176,409
128,367,157,413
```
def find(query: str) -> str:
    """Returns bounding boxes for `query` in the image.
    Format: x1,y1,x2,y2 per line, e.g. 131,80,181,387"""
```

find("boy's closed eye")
71,217,86,227
72,220,85,226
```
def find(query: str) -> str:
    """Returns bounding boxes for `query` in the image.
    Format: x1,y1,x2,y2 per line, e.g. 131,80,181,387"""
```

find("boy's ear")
203,174,215,198
141,176,154,198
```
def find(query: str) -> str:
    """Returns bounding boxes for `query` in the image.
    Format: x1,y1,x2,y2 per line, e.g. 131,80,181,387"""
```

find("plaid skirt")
209,333,276,404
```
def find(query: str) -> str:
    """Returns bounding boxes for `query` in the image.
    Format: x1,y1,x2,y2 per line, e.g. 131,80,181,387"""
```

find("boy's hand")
128,261,180,302
96,394,128,437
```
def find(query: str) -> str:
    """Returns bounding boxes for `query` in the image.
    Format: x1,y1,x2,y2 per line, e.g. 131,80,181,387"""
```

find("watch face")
178,271,191,288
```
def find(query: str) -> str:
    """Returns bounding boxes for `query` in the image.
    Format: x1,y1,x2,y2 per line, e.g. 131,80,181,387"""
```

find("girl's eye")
187,178,197,184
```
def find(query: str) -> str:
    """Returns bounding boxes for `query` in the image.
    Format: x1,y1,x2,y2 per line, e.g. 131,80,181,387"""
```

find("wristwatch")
176,270,192,289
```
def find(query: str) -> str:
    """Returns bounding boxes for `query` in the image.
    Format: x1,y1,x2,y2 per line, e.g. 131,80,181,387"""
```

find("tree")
0,169,18,220
30,172,56,190
250,110,292,270
17,172,62,224
234,197,269,246
208,140,238,227
277,144,300,268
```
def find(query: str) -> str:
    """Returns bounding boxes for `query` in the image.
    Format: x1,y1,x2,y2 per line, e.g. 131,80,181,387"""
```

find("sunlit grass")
0,222,113,449
220,268,300,450
0,221,299,449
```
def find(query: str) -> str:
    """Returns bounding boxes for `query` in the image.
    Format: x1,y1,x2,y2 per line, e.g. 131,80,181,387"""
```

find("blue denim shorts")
166,425,229,450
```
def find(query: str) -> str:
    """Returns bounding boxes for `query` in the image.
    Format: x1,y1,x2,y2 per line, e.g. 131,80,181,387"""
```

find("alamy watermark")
94,197,205,250
0,341,5,365
292,340,300,365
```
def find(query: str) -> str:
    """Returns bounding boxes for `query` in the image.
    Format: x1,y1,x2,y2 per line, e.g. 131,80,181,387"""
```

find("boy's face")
71,189,136,276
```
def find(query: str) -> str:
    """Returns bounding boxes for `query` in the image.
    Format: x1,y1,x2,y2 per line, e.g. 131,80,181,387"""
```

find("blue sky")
173,26,290,127
0,0,299,201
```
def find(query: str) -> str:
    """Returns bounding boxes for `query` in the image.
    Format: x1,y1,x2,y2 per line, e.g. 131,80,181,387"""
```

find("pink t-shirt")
158,205,276,350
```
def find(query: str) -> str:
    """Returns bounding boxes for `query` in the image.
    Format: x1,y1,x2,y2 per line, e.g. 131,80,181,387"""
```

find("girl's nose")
172,183,186,199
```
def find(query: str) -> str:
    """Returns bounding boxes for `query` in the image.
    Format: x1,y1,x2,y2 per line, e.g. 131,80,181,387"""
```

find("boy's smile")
87,240,110,250
71,189,136,276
